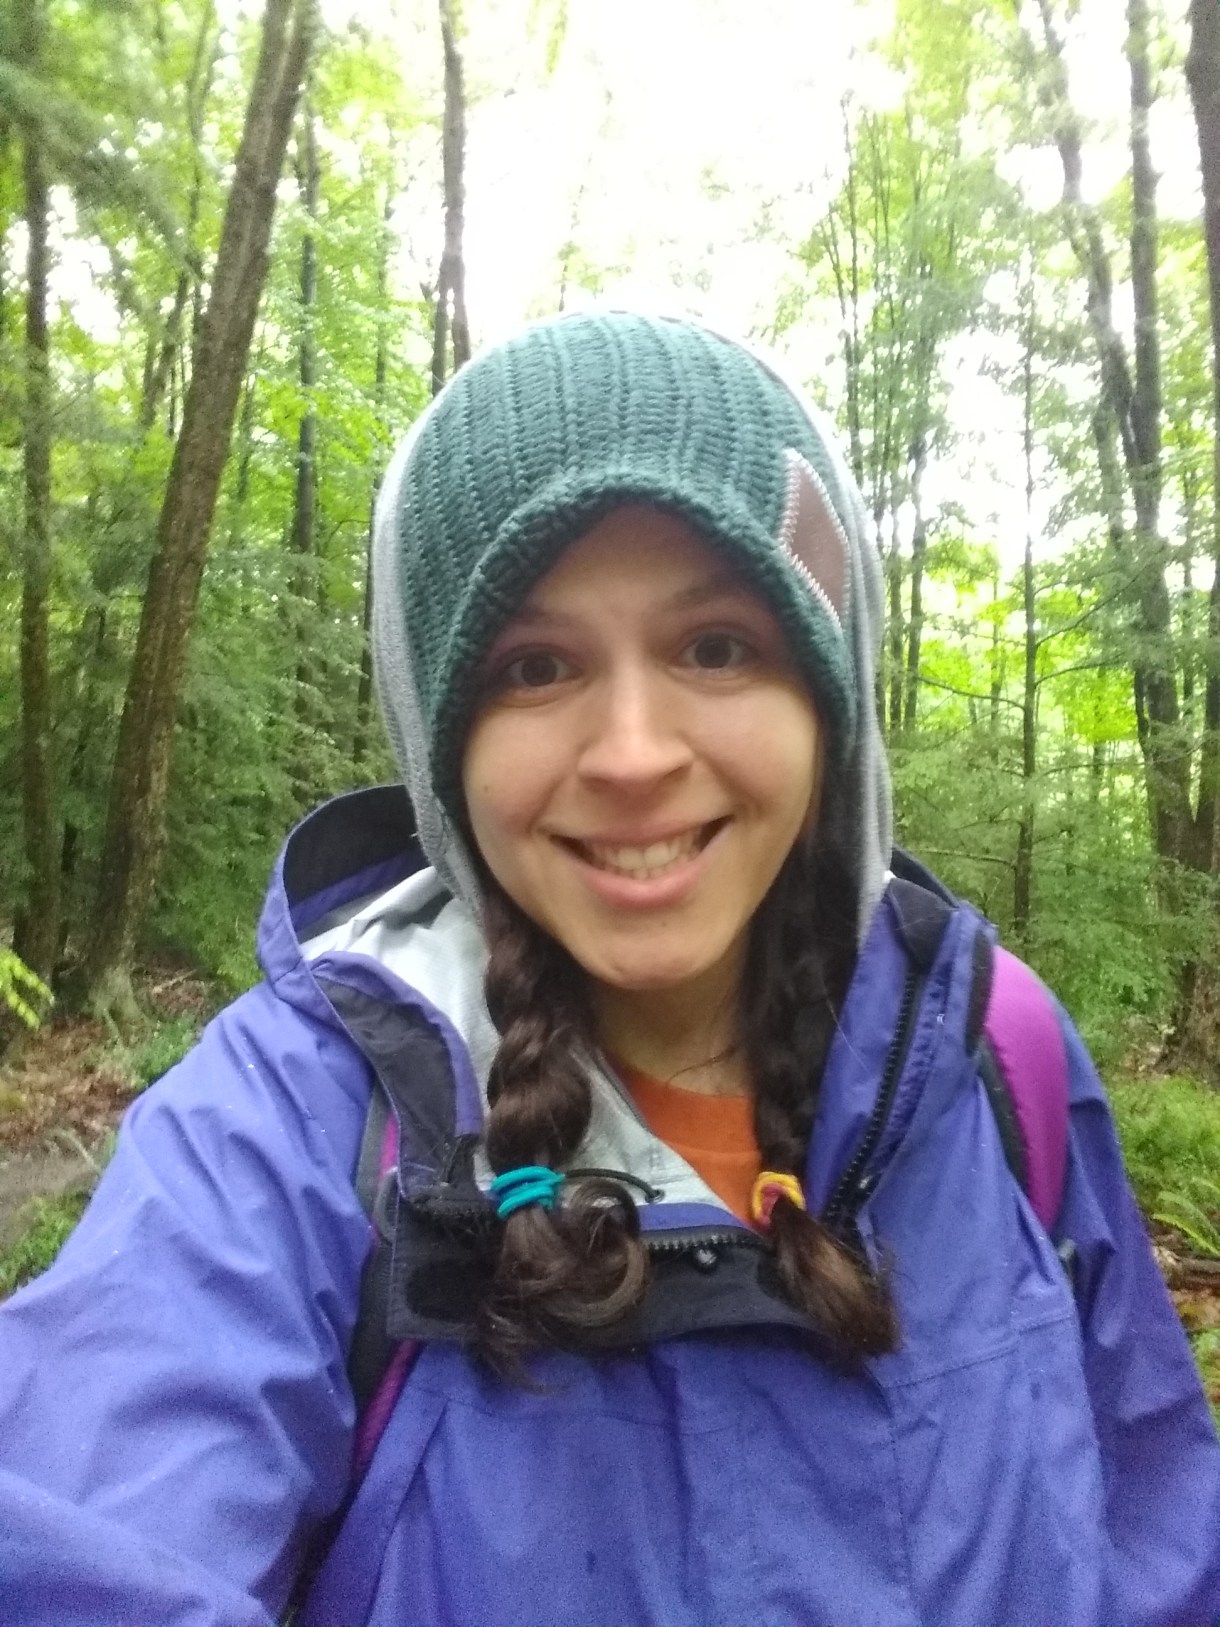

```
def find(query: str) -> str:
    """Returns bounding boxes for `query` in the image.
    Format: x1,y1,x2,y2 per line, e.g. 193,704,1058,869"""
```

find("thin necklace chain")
664,1043,741,1085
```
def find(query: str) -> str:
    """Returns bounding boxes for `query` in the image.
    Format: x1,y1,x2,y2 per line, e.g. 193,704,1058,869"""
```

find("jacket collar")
256,785,423,985
256,788,984,1349
258,787,979,1243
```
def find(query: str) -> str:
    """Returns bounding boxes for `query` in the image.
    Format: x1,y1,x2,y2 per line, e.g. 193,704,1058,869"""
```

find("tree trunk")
13,0,59,982
353,170,395,774
1179,477,1198,719
824,98,866,489
0,119,10,347
1029,0,1189,864
231,370,259,523
1185,0,1220,878
989,568,1003,751
902,432,928,731
431,0,470,396
1014,323,1037,946
290,97,320,807
57,603,110,963
85,0,317,1010
1125,0,1188,864
1171,0,1220,1068
886,494,904,737
140,0,218,434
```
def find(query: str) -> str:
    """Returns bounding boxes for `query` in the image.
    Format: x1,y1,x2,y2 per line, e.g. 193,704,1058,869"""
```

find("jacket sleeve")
0,977,374,1626
1053,1007,1220,1627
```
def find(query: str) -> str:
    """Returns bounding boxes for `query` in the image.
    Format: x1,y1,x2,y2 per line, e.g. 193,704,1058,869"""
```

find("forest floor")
0,962,219,1249
1,972,1218,1416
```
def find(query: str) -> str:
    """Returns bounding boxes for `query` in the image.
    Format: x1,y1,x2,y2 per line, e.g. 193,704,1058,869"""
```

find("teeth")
584,830,703,879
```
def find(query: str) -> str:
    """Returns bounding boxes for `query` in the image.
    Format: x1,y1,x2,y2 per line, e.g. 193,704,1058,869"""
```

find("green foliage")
1192,1329,1220,1423
105,1013,201,1091
0,0,428,987
0,1189,89,1298
1107,1077,1220,1217
1154,1176,1220,1260
0,950,52,1029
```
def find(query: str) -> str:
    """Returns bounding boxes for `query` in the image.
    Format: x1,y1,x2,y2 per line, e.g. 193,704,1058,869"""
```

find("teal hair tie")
490,1165,565,1220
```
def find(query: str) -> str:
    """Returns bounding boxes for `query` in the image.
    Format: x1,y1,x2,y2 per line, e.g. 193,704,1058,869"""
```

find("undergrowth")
1107,1075,1220,1217
99,1013,201,1094
0,1190,90,1297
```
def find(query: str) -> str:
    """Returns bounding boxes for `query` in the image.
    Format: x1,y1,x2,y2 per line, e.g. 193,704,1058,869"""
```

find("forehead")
514,504,764,618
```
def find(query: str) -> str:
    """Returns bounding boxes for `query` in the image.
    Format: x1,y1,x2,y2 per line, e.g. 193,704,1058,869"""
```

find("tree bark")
290,97,320,807
57,600,109,962
13,0,59,983
1014,319,1037,946
822,99,866,489
1124,0,1188,863
431,0,470,396
1185,0,1220,877
886,495,904,736
85,0,317,1007
353,169,395,774
0,119,10,348
989,568,1003,750
902,431,928,731
140,0,218,434
1171,0,1220,1067
1027,0,1188,864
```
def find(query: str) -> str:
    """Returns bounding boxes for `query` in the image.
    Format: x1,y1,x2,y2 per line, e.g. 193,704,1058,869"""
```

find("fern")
0,951,52,1029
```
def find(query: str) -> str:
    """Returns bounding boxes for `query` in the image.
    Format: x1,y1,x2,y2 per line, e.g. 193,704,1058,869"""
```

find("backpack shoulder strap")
284,1091,417,1622
347,1086,400,1416
979,945,1070,1233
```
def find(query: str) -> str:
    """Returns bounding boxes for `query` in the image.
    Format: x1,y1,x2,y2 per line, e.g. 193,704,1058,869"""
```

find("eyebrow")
506,568,751,630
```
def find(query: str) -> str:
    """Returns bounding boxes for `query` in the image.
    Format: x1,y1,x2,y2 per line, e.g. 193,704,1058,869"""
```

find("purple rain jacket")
2,785,1218,1627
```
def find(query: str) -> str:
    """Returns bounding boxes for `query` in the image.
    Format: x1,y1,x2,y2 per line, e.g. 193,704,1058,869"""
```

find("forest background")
2,0,1220,1339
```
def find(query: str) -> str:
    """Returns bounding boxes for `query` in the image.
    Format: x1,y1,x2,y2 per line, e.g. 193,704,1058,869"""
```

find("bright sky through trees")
345,0,1203,568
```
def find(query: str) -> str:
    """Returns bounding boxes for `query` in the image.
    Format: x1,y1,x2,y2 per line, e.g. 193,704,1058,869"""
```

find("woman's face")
462,505,823,1002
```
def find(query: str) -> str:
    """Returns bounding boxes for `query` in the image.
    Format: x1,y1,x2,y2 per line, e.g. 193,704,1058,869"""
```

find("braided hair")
474,831,898,1372
477,885,649,1373
742,831,897,1355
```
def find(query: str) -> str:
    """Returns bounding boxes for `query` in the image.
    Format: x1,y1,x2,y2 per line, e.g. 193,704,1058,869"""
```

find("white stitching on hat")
777,449,849,635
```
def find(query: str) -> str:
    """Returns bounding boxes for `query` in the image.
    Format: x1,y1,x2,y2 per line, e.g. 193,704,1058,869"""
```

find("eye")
500,650,574,690
683,632,753,671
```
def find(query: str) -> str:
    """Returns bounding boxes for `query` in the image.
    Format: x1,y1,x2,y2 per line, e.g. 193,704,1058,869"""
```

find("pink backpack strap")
349,1107,420,1481
287,1096,420,1618
982,947,1070,1233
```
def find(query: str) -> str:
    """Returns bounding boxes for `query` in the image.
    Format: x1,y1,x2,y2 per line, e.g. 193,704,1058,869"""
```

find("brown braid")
477,886,649,1372
743,830,899,1359
474,826,897,1372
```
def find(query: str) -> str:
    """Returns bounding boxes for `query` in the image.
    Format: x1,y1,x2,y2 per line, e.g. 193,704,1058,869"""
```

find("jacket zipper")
643,1225,762,1258
407,1194,763,1263
415,961,925,1267
823,964,922,1234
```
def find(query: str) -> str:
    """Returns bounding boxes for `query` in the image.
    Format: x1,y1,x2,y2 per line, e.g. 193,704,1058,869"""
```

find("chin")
583,950,720,994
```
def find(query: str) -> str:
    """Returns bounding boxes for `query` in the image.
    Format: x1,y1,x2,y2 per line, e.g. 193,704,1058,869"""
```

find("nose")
575,663,693,791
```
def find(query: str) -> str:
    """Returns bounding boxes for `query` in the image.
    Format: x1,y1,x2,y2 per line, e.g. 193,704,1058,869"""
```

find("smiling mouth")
561,820,728,881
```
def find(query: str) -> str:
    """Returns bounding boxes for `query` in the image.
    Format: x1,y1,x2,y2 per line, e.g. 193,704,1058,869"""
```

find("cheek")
739,695,822,815
461,715,553,863
462,723,512,858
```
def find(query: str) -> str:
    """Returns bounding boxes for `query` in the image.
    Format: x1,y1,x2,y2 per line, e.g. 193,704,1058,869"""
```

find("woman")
2,312,1218,1626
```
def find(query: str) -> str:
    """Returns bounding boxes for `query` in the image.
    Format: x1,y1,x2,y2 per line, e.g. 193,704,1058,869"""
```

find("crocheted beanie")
373,311,892,940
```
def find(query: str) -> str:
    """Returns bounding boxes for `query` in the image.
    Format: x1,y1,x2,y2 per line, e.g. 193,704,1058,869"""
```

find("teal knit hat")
373,311,893,940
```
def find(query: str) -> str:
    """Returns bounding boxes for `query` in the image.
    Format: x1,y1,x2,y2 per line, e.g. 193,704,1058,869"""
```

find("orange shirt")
615,1062,762,1223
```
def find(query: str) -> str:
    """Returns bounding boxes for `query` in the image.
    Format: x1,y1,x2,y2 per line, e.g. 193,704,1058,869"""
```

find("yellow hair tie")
750,1171,806,1229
